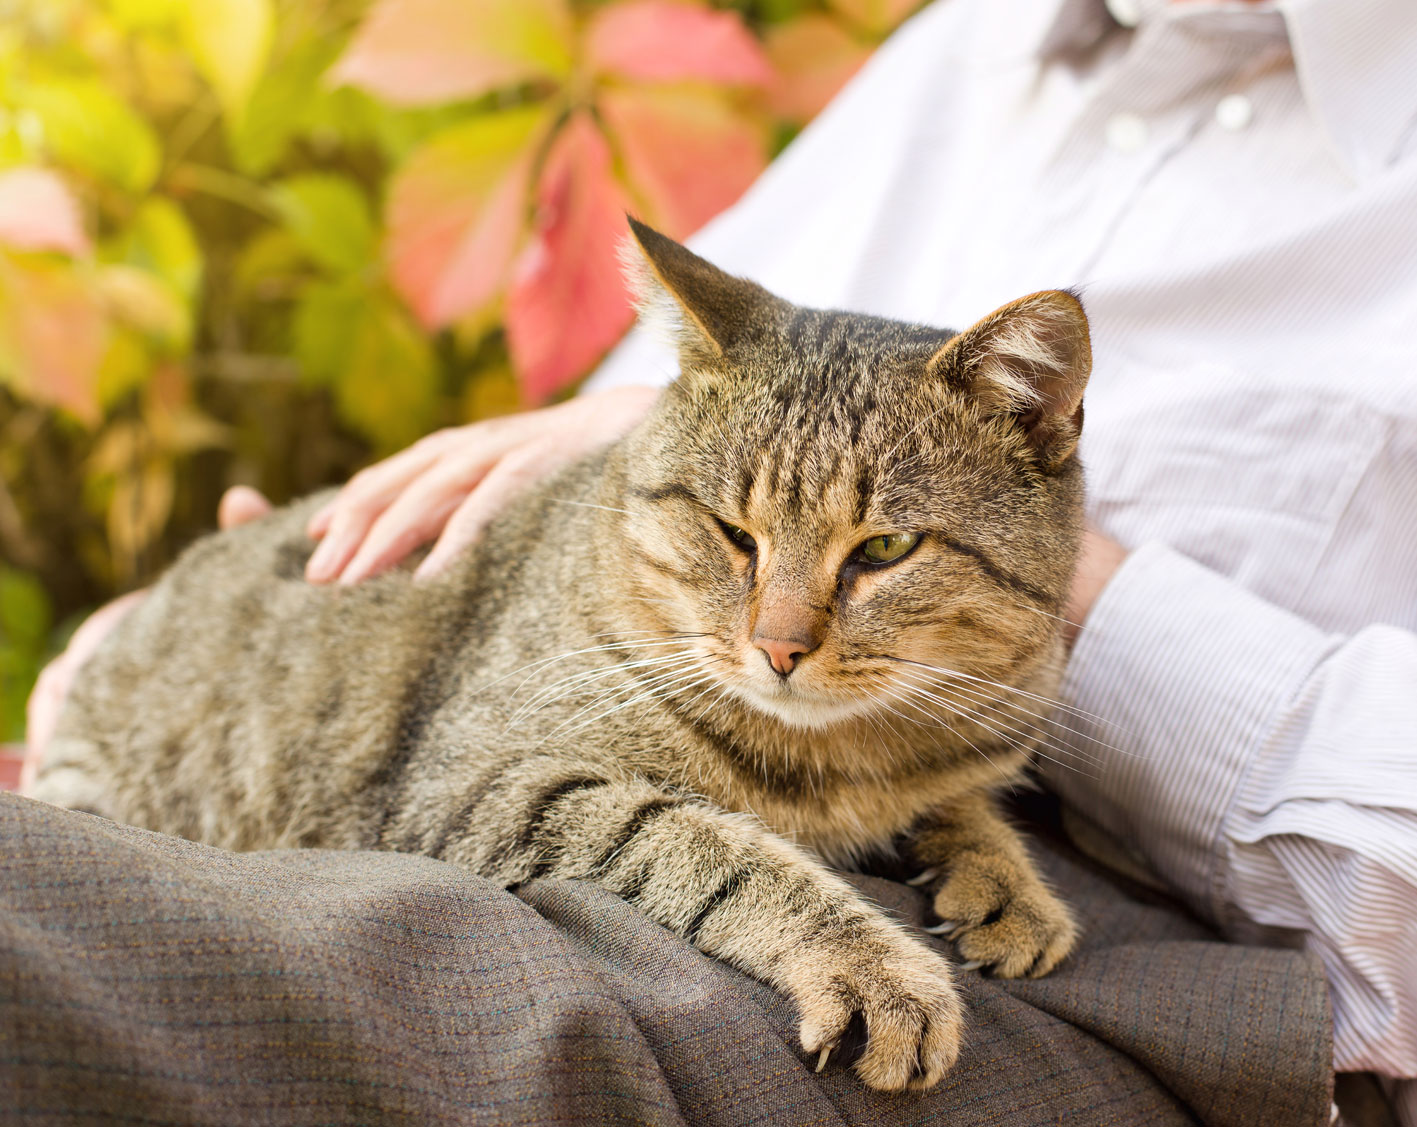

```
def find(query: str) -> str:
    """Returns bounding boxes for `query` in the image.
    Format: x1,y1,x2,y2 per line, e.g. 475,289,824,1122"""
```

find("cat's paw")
930,851,1077,978
792,937,964,1091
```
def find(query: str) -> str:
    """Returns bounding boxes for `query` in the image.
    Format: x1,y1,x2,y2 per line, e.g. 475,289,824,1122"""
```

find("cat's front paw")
930,851,1077,978
790,936,963,1091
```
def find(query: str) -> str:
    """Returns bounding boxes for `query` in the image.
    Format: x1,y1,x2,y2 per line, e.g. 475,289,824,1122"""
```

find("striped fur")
35,223,1090,1092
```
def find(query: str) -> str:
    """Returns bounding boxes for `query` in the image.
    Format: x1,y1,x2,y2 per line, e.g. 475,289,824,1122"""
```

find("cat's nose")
754,636,815,677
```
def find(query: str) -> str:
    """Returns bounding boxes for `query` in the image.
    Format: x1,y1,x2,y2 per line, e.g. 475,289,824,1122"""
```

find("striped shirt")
588,0,1417,1119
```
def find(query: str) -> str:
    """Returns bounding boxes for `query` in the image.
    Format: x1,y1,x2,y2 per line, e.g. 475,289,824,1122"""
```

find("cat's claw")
815,1045,832,1073
958,959,985,972
905,867,939,887
924,919,959,935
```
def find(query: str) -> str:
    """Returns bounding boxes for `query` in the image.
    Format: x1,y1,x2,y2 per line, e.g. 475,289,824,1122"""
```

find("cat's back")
40,463,609,849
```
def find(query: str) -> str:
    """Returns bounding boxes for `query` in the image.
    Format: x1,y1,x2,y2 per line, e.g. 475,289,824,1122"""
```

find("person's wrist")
1062,525,1128,651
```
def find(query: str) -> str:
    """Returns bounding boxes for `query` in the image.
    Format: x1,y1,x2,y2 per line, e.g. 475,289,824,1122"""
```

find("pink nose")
755,637,813,677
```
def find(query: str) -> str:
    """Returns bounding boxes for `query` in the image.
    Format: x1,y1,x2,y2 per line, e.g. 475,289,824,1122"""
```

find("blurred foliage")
0,0,928,740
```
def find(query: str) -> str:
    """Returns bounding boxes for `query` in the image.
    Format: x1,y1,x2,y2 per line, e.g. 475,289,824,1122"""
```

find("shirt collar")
1028,0,1417,181
1280,0,1417,180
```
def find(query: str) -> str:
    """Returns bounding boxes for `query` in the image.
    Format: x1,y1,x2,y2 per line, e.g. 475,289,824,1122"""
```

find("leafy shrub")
0,0,927,738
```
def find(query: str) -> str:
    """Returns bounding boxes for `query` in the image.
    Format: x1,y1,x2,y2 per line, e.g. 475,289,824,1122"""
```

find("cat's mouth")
731,679,873,730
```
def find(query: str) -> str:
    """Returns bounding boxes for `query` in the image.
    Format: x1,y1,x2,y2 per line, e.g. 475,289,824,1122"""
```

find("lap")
0,791,1331,1126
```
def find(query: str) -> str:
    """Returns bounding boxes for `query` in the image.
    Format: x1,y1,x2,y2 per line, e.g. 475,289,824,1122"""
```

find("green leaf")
25,78,161,194
293,280,362,386
110,197,203,301
229,37,342,177
344,302,439,453
269,174,376,277
0,566,51,650
179,0,274,123
312,292,440,454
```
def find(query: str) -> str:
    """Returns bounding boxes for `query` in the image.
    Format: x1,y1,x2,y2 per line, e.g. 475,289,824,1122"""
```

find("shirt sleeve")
1042,540,1417,1091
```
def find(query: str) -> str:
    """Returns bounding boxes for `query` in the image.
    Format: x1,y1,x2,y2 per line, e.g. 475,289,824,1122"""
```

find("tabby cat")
35,220,1090,1092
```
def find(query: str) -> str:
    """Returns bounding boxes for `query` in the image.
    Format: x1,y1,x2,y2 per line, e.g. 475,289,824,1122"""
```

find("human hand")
1062,523,1128,651
303,384,661,586
20,485,272,793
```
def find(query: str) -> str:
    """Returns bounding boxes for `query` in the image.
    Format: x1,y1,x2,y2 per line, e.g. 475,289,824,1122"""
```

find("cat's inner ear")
926,290,1092,468
621,216,785,366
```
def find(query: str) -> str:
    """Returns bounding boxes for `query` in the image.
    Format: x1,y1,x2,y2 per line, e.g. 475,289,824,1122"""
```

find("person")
23,0,1417,1121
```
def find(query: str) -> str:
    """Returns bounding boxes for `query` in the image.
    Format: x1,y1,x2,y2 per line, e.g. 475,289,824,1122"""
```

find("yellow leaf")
107,458,175,570
98,264,191,352
180,0,274,123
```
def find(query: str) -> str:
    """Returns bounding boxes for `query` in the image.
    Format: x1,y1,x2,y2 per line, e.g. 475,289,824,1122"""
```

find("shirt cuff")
1044,540,1334,926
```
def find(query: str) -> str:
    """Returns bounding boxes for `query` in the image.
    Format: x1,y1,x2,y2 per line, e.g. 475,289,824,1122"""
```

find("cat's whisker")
478,636,714,697
898,668,1125,763
886,655,1131,737
869,685,1019,792
526,656,713,729
548,658,721,732
513,647,703,706
891,680,1101,781
547,497,634,516
1012,602,1086,631
891,671,1108,771
556,668,721,739
508,652,707,726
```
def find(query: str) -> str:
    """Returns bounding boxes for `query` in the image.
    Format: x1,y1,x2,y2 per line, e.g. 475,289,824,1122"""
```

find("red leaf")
0,255,107,425
386,106,552,327
330,0,573,107
504,113,635,403
762,14,872,124
585,0,771,87
0,169,90,257
599,85,767,239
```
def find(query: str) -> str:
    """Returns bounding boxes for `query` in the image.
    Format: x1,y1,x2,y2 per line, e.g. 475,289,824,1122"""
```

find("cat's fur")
35,221,1090,1092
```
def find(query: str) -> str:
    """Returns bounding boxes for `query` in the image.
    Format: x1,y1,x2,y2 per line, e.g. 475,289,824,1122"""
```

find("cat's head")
612,220,1090,732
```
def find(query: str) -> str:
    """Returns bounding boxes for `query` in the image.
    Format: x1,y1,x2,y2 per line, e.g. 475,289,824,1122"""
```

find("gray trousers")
0,791,1333,1126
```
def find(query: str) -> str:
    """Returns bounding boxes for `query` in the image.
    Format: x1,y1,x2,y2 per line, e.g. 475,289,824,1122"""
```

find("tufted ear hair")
620,216,789,368
926,290,1092,469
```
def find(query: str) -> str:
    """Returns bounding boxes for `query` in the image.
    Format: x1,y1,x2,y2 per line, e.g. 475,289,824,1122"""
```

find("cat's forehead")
660,317,987,526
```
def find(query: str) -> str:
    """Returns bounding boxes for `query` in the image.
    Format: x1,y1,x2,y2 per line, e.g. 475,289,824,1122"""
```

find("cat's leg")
439,773,963,1092
907,792,1077,979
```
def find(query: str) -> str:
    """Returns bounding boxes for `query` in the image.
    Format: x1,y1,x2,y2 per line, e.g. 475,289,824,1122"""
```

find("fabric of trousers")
0,791,1333,1126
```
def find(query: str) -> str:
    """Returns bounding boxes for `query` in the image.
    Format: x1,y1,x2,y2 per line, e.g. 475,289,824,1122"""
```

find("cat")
34,219,1089,1093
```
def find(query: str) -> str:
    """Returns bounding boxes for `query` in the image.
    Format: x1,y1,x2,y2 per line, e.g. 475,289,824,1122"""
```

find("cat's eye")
858,532,920,565
716,519,756,551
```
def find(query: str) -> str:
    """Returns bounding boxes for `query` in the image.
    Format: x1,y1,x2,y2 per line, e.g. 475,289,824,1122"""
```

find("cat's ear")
621,216,785,366
926,290,1091,468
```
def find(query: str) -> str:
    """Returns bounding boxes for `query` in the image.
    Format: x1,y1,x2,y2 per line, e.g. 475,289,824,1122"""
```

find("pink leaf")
0,169,90,257
762,14,872,124
504,113,636,403
386,106,552,327
330,0,573,107
585,0,771,86
0,255,107,425
599,85,767,239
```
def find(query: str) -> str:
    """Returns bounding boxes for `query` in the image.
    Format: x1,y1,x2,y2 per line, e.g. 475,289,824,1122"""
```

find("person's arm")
1047,538,1417,1094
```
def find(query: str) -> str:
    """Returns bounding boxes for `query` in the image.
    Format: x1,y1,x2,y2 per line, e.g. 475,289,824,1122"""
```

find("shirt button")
1105,0,1142,27
1215,93,1254,132
1106,112,1149,153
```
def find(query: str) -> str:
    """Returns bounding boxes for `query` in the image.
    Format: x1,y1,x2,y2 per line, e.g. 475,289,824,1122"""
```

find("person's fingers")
334,452,500,585
414,440,570,581
304,436,449,558
305,427,519,581
218,485,272,530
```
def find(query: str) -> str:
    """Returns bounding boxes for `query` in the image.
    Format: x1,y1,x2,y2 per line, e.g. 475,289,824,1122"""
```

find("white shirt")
588,0,1417,1119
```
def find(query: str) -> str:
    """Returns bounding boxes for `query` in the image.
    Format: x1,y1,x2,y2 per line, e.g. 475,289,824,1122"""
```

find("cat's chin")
732,684,873,730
